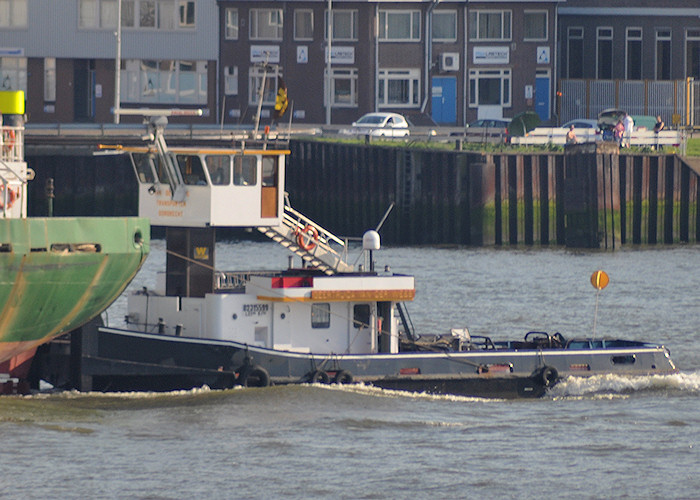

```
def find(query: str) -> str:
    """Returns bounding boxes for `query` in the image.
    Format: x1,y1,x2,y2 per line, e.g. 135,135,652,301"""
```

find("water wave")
313,381,504,403
549,371,700,399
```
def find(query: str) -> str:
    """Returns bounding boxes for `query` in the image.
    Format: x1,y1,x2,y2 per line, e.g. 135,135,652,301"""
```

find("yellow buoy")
590,270,609,290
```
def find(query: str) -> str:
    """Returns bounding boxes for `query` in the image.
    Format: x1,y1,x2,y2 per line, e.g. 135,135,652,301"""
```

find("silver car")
347,112,410,138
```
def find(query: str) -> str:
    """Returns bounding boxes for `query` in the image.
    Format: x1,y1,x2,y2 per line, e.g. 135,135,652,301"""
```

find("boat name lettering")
158,210,183,217
243,304,269,316
157,199,186,207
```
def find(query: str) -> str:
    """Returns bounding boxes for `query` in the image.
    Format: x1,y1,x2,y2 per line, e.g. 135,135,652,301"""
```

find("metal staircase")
258,197,354,275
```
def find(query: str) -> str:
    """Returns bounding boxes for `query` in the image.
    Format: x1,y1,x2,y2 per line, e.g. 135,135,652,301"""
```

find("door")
431,76,457,124
73,60,95,122
260,156,278,218
535,70,550,122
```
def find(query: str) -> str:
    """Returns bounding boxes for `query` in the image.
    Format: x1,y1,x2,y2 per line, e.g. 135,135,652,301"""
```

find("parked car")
597,108,627,141
458,118,510,143
561,119,599,130
345,112,410,137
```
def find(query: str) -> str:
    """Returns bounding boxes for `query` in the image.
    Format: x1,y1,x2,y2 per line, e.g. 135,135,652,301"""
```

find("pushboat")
56,114,677,398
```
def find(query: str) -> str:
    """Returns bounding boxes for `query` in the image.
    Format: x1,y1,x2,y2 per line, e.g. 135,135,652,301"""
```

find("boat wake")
548,371,700,399
312,381,504,403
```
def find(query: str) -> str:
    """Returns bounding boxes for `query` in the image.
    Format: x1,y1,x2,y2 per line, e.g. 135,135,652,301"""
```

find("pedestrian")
622,113,634,148
653,115,665,133
566,124,578,144
613,119,625,147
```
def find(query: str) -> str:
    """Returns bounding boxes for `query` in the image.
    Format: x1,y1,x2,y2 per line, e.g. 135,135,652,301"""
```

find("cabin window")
205,155,231,185
262,157,277,187
233,156,257,186
177,155,207,185
353,304,370,329
612,355,636,365
132,153,156,183
311,303,331,329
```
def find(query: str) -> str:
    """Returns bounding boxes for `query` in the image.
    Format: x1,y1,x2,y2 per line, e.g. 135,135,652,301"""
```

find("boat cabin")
130,147,287,228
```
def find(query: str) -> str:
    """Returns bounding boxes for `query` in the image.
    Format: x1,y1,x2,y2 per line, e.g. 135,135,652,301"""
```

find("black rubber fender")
538,366,559,387
240,365,270,388
333,370,354,384
310,370,330,384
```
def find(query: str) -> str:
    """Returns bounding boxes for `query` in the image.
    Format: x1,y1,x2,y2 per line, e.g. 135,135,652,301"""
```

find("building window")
224,65,237,95
378,69,420,108
311,303,331,329
324,68,358,107
597,27,613,79
250,8,283,40
0,0,27,27
248,65,281,106
524,11,547,41
656,29,671,80
121,59,207,104
626,28,642,80
294,9,313,40
325,9,357,41
468,68,511,107
379,10,421,42
567,27,584,78
0,57,27,92
44,58,56,102
225,8,238,40
177,1,194,28
432,10,457,42
686,29,700,78
469,10,511,41
80,0,194,30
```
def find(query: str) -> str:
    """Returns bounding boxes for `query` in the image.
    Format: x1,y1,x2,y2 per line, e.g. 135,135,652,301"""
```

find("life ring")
333,370,353,384
537,366,559,388
240,365,270,388
310,370,329,384
0,185,17,209
297,224,319,251
3,129,15,153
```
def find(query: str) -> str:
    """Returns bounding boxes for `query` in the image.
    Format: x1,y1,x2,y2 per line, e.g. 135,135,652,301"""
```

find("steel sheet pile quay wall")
286,140,700,248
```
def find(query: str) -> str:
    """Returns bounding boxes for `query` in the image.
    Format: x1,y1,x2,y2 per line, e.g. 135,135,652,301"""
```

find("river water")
2,241,699,499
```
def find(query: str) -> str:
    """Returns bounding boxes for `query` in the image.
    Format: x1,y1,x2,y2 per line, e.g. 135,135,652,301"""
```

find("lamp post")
114,0,122,124
326,0,332,125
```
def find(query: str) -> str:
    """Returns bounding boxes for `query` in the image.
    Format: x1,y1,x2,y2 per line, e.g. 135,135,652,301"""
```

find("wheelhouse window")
311,303,331,329
378,68,420,108
626,28,642,80
469,68,511,107
0,0,27,27
121,59,207,104
469,10,511,41
378,10,421,42
523,11,547,41
225,8,238,39
567,27,584,78
205,155,230,185
324,68,358,107
250,8,283,40
233,156,256,186
132,153,156,183
294,9,313,40
177,155,207,185
325,9,357,41
248,66,282,105
432,10,457,42
656,29,671,80
597,27,613,79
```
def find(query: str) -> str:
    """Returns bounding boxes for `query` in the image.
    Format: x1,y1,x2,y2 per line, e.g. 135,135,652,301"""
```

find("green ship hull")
0,217,149,364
